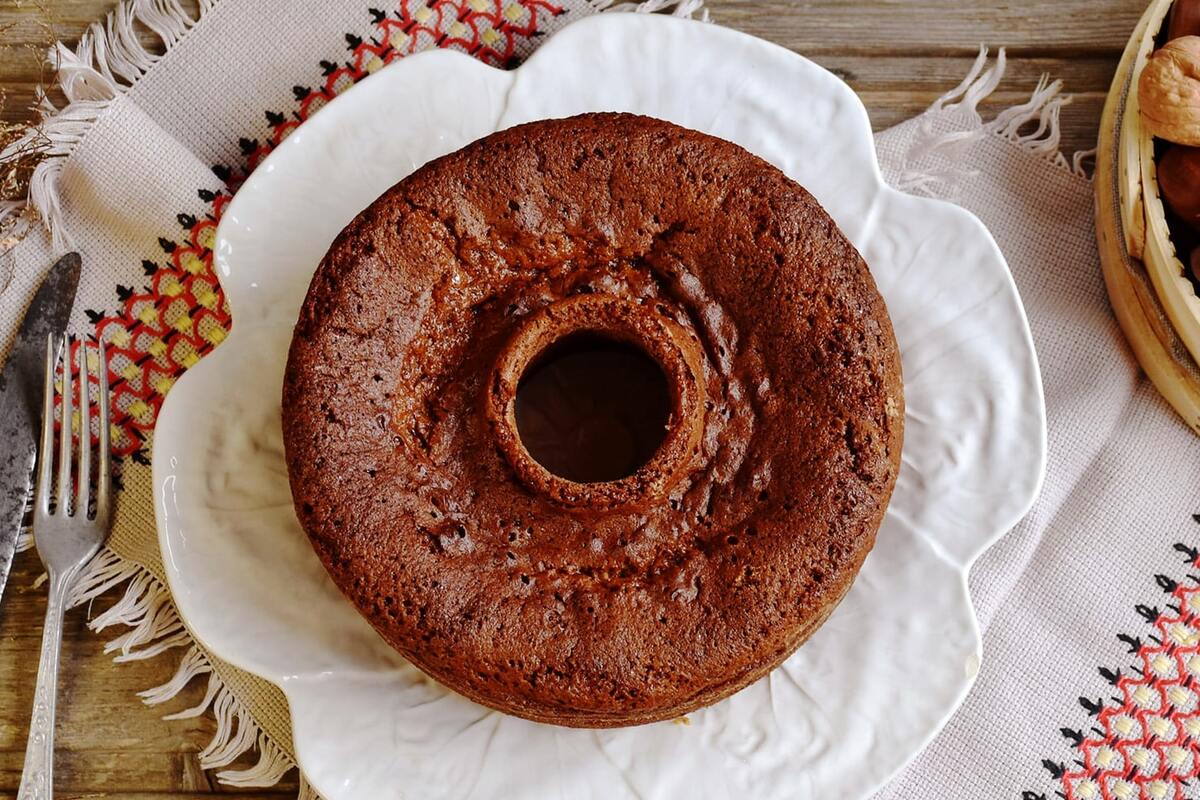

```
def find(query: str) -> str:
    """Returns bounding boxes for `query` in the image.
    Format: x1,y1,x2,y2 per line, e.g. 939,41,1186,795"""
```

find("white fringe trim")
894,46,1091,199
0,0,211,253
596,0,710,22
138,643,210,704
3,0,706,254
59,546,322,796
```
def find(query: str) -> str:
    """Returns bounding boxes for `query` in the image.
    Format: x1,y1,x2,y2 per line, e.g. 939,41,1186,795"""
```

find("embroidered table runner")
1,3,1198,798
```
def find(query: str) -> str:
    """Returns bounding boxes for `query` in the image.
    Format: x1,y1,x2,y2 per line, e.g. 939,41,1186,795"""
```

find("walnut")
1139,36,1200,146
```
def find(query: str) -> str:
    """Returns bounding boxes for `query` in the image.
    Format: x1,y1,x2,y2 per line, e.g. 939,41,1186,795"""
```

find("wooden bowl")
1096,0,1200,434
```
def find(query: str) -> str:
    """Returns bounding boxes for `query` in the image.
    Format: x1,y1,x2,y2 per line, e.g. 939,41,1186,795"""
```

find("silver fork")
18,335,111,800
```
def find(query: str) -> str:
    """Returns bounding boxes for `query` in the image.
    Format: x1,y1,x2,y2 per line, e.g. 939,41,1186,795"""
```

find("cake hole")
514,333,670,483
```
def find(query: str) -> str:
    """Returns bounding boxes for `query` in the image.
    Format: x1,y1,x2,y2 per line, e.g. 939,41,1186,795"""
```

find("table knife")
0,252,82,609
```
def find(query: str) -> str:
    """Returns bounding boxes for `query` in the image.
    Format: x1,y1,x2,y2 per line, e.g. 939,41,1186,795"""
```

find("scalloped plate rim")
154,14,1046,800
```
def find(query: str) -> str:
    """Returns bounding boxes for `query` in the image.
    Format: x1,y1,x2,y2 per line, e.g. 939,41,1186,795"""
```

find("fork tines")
37,335,110,522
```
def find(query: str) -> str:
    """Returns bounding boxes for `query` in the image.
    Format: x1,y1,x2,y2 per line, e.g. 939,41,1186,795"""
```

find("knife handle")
17,567,77,800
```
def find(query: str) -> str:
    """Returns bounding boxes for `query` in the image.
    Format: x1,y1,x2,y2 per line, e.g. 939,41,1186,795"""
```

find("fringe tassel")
891,46,996,197
99,3,161,83
162,669,223,720
198,686,260,768
61,546,317,795
894,46,1091,198
595,0,710,22
66,546,140,606
986,73,1072,165
1072,147,1097,177
928,45,1006,116
133,0,197,49
0,0,213,252
299,775,324,800
218,733,295,787
138,644,211,704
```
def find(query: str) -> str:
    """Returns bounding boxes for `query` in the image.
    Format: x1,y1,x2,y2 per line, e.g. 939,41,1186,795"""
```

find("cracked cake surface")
282,113,904,727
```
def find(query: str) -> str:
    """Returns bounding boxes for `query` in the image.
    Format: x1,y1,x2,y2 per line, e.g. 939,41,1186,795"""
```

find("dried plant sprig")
0,0,59,252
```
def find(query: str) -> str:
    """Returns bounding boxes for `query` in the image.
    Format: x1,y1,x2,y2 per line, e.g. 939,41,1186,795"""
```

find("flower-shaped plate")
154,14,1046,800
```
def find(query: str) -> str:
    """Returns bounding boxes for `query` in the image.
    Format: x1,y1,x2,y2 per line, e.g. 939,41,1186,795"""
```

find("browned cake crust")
282,113,904,728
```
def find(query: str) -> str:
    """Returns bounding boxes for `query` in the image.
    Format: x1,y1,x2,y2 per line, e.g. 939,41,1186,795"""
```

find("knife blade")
0,252,82,608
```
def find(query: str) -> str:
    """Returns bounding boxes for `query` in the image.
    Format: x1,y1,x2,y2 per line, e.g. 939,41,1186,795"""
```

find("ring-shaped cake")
282,113,904,727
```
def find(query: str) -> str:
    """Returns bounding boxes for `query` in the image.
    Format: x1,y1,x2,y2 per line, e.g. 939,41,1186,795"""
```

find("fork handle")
18,568,76,800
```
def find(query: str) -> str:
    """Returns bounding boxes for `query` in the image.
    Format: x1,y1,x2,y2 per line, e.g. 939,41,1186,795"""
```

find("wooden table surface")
0,0,1146,797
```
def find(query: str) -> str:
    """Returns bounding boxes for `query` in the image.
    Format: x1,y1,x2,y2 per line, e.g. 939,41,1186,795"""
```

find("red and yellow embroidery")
78,1,563,462
1030,520,1200,800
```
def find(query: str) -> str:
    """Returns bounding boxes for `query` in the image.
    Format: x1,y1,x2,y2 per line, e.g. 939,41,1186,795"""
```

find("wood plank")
0,0,1143,55
718,0,1147,56
0,2,1130,156
0,749,296,795
0,63,1116,155
0,2,1140,118
0,53,1123,100
0,550,299,795
1,554,205,753
0,0,198,124
819,54,1120,94
0,0,190,49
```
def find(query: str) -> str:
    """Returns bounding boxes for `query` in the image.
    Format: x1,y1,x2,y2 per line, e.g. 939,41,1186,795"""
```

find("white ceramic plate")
154,14,1046,800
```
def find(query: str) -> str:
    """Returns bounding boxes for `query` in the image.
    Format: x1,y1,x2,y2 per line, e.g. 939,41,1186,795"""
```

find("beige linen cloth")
1,2,1199,798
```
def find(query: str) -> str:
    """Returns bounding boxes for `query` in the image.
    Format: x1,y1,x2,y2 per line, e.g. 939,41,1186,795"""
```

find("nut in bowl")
1139,35,1200,147
1158,145,1200,232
